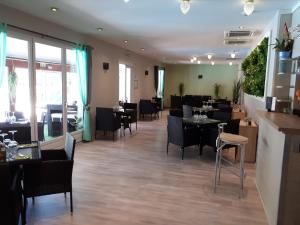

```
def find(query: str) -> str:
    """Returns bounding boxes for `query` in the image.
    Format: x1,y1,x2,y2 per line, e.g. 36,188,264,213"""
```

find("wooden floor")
26,111,268,225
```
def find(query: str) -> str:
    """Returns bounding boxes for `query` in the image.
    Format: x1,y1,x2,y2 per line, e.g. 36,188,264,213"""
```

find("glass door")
119,64,131,103
34,42,63,142
0,36,32,143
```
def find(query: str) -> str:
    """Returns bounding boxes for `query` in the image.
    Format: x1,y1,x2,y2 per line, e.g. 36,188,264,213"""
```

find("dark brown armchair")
23,133,76,215
0,164,24,225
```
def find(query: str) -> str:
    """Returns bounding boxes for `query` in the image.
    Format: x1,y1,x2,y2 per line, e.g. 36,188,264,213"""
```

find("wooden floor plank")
26,111,267,225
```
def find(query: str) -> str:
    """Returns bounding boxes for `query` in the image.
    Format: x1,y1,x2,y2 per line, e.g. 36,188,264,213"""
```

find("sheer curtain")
0,23,6,88
76,45,92,141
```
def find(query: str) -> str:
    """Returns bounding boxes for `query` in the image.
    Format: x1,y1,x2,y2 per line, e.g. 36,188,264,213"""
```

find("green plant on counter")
179,83,184,96
232,79,242,104
273,38,294,52
214,83,221,99
241,37,269,97
70,116,82,129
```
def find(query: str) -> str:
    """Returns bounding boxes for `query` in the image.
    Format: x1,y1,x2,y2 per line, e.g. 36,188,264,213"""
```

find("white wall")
0,4,160,142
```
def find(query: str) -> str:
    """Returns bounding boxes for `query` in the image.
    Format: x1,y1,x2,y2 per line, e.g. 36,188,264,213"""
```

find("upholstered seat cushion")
220,132,248,144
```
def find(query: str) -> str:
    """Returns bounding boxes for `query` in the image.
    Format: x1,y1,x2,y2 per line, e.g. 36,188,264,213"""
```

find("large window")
157,68,165,98
119,64,131,102
0,33,83,145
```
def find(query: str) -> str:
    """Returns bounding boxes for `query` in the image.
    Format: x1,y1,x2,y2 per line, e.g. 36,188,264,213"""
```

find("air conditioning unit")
224,30,255,38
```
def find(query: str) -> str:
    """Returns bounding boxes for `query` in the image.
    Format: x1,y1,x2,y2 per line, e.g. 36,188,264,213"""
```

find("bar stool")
213,123,248,197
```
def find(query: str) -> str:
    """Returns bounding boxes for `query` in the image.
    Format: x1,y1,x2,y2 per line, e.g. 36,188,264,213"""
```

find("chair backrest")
139,99,154,113
96,107,117,131
170,95,182,109
0,163,12,225
65,133,76,160
123,103,137,110
182,105,193,118
224,119,240,134
167,115,184,146
212,111,232,122
13,111,25,121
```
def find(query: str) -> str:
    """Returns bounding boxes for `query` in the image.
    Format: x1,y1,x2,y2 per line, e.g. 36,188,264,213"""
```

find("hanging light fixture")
197,60,201,64
211,61,215,66
207,54,213,60
180,0,190,15
229,62,233,66
244,0,255,16
124,0,130,3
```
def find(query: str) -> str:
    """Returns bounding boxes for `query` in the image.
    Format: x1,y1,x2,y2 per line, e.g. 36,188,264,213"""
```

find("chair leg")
214,150,220,193
181,147,185,160
32,197,35,205
113,131,115,141
64,192,67,198
70,189,73,213
22,197,27,225
167,141,169,154
239,145,245,198
199,144,203,156
136,121,137,130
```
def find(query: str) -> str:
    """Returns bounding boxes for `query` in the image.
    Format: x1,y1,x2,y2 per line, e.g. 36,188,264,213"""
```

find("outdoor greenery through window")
241,37,269,97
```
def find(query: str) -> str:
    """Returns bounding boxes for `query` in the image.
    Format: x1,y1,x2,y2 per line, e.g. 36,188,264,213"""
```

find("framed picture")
134,80,138,89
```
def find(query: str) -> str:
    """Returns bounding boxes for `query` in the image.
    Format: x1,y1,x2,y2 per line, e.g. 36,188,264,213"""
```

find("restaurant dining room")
1,1,300,225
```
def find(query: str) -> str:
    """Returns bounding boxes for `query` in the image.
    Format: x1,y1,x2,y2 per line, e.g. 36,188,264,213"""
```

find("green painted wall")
164,64,239,107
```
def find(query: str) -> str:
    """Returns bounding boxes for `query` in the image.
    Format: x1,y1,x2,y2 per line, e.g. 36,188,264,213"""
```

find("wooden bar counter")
256,111,300,225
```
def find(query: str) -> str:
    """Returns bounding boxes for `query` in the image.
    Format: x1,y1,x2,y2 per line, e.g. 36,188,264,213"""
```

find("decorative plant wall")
241,37,269,97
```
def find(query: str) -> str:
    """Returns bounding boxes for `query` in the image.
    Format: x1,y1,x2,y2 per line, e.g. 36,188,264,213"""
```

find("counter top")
257,110,300,135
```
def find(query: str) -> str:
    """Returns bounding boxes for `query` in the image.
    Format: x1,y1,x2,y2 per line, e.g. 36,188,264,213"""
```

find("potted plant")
8,68,17,112
274,38,294,59
273,23,294,59
214,83,221,99
179,83,184,97
232,79,242,104
70,116,82,131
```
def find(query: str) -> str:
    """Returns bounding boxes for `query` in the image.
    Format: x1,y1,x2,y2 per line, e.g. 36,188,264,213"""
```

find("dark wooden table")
183,117,220,126
0,121,31,144
2,142,41,166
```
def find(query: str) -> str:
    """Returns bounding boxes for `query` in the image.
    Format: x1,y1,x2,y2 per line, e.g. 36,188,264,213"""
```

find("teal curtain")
76,46,92,141
0,23,7,88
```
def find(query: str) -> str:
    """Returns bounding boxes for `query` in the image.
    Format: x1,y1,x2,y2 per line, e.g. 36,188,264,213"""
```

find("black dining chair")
182,105,193,118
95,107,121,140
211,111,232,122
167,115,200,160
0,163,25,225
23,133,76,216
139,99,159,119
123,103,138,131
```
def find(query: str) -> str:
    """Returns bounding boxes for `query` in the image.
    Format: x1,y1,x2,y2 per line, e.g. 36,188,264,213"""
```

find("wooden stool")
213,123,248,197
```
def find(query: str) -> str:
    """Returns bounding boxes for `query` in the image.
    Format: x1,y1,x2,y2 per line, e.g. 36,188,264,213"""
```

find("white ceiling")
0,0,299,64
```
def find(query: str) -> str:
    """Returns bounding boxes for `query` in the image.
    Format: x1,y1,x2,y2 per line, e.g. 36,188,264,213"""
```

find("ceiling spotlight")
124,0,130,2
141,48,145,51
239,25,245,29
230,52,236,59
193,56,197,61
97,27,104,32
190,59,194,63
50,7,58,12
211,61,215,66
244,0,255,16
197,60,201,64
229,62,233,66
124,40,128,44
207,54,213,60
180,0,190,15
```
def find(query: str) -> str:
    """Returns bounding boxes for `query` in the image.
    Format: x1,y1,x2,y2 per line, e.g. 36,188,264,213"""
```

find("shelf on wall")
275,85,295,89
276,99,292,103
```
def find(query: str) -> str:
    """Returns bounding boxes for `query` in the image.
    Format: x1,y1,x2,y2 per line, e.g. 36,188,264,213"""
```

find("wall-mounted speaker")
198,74,203,79
103,62,109,70
145,70,149,76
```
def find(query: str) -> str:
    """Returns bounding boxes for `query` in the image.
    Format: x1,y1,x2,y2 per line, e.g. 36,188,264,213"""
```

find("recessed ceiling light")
50,7,58,12
190,59,194,63
207,54,213,60
124,0,130,2
180,0,191,15
211,61,215,66
229,62,233,66
97,27,104,32
239,25,245,29
141,48,145,51
124,40,128,44
197,60,201,64
193,56,197,61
